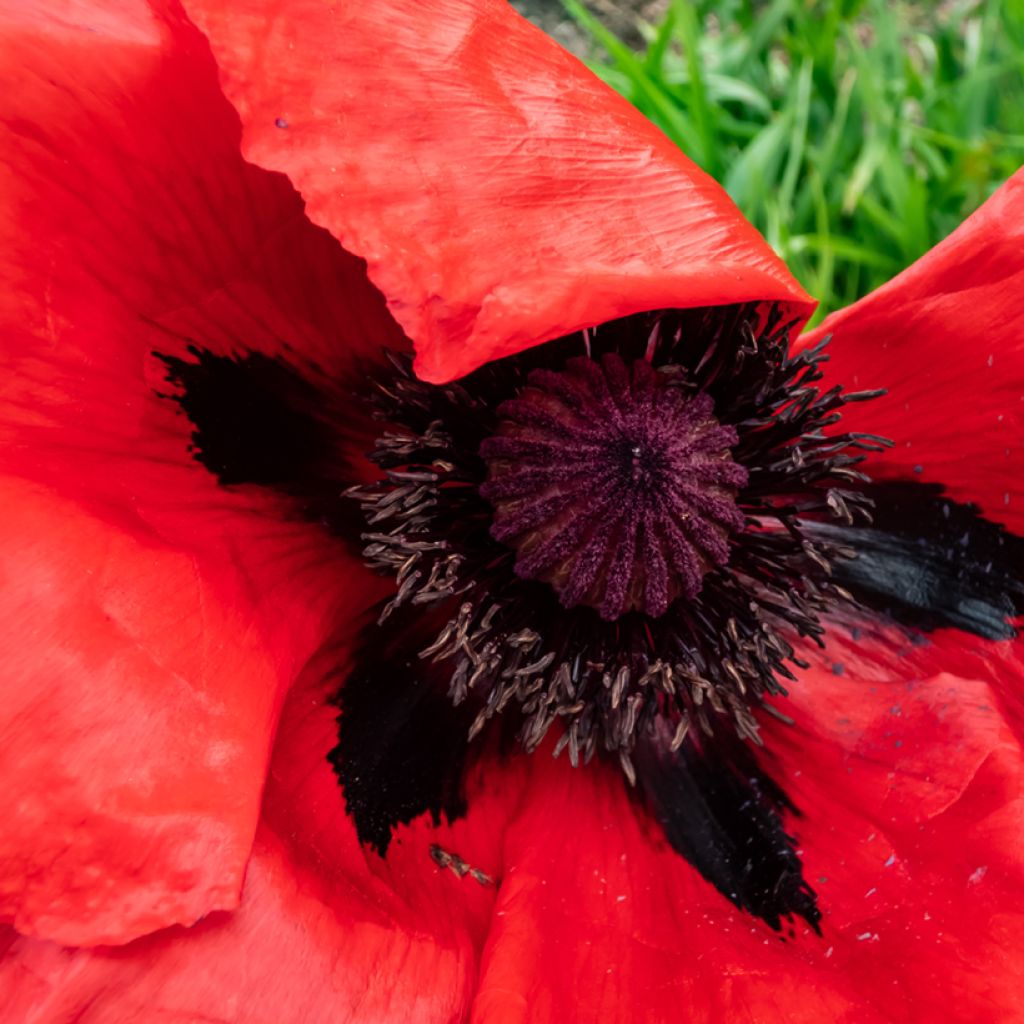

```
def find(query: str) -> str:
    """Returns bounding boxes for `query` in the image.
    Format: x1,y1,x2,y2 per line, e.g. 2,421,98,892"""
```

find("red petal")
470,662,1024,1022
0,1,396,942
798,169,1024,531
0,829,471,1023
180,0,813,383
0,478,286,946
0,647,530,1022
822,617,1024,787
258,645,523,958
1,0,405,480
769,658,1024,1020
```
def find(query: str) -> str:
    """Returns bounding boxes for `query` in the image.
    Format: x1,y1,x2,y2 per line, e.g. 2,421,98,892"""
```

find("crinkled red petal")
0,478,286,946
0,0,399,943
820,617,1024,794
1,0,405,478
0,829,471,1024
0,649,531,1022
469,658,1024,1022
798,169,1024,532
180,0,813,383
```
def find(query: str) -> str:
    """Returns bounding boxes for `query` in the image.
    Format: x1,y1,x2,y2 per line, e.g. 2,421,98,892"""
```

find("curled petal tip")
183,0,814,381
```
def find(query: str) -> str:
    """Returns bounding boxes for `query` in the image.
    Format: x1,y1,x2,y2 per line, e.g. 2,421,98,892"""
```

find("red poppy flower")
3,1,1024,1021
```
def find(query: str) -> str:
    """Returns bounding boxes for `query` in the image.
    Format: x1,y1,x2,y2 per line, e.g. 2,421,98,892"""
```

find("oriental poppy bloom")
2,0,1024,1021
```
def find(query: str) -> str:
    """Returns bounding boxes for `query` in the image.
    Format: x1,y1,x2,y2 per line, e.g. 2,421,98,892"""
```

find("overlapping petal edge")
180,0,814,382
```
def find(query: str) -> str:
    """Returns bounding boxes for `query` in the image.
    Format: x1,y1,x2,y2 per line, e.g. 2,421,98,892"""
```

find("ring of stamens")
347,304,891,778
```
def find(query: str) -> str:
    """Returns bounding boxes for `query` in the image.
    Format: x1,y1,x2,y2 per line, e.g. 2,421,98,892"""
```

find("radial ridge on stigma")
481,353,748,620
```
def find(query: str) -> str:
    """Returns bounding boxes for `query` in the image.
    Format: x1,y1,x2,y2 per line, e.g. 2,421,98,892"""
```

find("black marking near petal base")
814,481,1024,641
635,733,821,934
159,346,334,486
158,346,366,538
328,606,473,855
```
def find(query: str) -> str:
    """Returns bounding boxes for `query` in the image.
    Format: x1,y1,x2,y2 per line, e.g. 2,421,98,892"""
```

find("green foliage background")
560,0,1024,323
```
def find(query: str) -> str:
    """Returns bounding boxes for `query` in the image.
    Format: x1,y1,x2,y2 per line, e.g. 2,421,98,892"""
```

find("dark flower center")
480,354,747,619
344,303,893,781
157,301,1024,936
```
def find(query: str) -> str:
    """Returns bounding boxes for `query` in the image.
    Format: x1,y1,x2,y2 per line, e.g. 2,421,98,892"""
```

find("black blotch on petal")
328,605,472,855
158,346,334,486
158,345,365,538
635,732,821,934
814,481,1024,641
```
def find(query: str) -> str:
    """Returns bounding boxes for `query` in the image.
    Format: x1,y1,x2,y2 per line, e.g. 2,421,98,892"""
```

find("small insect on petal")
429,844,494,886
